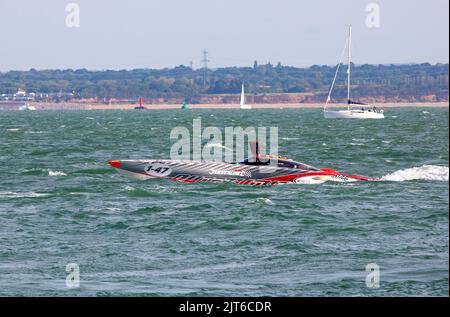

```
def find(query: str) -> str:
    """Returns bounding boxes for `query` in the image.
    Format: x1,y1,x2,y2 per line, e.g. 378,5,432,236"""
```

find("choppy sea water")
0,107,448,296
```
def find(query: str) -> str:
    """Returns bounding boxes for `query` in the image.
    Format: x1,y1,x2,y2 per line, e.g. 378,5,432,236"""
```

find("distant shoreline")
0,102,448,110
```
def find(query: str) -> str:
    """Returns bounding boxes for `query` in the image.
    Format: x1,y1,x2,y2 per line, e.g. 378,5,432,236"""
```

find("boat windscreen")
240,157,320,171
277,159,320,171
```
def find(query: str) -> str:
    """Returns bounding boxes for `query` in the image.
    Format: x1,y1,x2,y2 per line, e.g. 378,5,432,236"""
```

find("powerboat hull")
108,159,377,186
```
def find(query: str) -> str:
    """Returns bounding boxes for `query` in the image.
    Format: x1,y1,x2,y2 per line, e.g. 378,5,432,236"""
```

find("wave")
256,197,275,205
0,191,49,198
125,186,160,197
25,131,45,134
78,168,112,175
48,170,67,177
347,142,364,146
22,168,67,176
381,165,449,182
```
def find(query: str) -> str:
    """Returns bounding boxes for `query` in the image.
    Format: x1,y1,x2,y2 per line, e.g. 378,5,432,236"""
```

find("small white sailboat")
324,26,384,119
18,103,36,111
240,82,252,109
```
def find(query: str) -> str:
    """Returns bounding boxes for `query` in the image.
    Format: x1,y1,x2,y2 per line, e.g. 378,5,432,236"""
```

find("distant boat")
323,26,384,119
134,97,147,110
240,83,252,109
18,103,36,111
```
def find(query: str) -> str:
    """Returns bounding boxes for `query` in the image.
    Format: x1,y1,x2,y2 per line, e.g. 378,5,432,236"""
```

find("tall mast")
347,25,352,110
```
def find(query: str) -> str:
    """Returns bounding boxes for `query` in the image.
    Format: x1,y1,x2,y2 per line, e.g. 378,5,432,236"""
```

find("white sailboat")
324,26,384,119
18,103,36,111
240,82,252,109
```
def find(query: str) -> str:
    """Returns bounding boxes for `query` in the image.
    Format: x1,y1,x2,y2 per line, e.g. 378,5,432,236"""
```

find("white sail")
240,82,252,109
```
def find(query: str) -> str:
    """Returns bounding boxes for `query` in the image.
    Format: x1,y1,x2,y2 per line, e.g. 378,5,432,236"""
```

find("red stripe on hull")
261,171,335,182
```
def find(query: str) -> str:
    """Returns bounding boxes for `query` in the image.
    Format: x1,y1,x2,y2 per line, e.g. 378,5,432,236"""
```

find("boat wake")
381,165,449,182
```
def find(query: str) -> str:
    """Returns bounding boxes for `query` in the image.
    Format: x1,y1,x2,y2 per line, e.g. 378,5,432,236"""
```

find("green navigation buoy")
181,101,188,109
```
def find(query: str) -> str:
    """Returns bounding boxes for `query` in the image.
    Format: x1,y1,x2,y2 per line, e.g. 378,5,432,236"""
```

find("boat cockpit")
239,156,320,171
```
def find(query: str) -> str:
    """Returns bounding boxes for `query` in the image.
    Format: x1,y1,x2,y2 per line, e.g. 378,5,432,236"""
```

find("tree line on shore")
0,62,448,103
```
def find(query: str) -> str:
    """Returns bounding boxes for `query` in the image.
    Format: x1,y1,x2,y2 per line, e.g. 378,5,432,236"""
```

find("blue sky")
0,0,448,70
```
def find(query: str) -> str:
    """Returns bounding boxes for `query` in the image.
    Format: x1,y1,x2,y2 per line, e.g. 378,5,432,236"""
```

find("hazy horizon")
0,0,448,71
0,61,448,73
